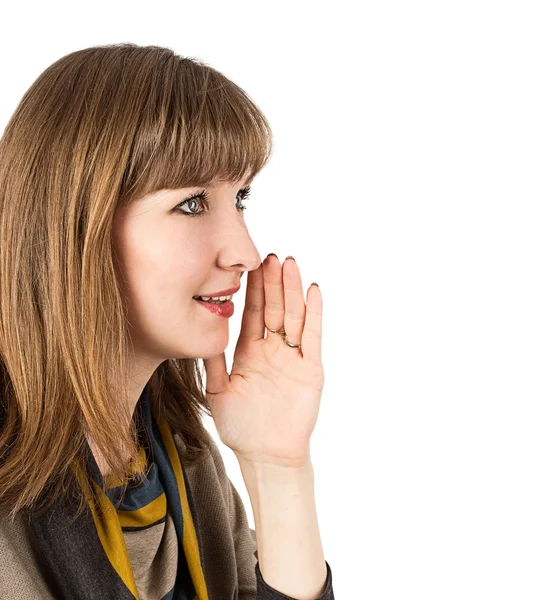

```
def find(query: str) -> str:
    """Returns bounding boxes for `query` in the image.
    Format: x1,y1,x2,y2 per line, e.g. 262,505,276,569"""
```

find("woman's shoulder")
173,430,229,485
0,507,59,599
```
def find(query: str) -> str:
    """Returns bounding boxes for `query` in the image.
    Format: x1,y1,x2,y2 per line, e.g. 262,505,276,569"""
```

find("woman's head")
0,43,272,519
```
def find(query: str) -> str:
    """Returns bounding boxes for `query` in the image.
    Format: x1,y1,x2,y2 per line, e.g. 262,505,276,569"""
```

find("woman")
0,43,334,599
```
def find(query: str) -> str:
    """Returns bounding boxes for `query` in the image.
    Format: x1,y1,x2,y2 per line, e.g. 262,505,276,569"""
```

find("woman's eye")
179,197,205,217
176,187,251,218
175,190,209,218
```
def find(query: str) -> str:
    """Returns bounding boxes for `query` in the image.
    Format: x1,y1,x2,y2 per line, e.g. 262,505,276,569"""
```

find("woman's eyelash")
176,186,252,218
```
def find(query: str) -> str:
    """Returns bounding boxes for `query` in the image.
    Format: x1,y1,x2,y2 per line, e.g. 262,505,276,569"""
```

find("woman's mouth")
193,296,234,318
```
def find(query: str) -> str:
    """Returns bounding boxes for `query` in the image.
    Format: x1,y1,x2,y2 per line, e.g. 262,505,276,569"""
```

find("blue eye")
176,187,251,218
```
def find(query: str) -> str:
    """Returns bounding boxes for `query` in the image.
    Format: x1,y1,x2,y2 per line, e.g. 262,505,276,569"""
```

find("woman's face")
111,177,262,364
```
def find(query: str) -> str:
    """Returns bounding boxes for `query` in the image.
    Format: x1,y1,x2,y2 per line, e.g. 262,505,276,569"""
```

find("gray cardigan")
0,433,334,599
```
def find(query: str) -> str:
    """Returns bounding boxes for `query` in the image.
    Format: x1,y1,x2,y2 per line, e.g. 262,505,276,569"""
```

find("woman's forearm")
238,457,328,600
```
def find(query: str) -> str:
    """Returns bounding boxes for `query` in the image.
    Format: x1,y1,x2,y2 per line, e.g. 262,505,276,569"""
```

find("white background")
1,1,557,598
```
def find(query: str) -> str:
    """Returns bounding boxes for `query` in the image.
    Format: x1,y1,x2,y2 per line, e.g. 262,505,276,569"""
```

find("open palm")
202,255,324,468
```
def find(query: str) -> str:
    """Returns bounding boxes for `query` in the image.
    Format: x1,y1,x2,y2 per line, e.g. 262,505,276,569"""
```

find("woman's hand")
202,254,324,469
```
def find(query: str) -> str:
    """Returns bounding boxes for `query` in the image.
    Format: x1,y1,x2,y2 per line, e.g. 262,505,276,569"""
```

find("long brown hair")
0,43,272,522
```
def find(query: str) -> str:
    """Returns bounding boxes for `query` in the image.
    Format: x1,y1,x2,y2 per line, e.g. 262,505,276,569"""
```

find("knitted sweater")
0,432,335,599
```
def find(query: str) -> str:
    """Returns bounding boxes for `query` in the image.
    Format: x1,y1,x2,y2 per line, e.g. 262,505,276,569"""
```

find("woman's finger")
262,254,285,335
238,262,265,343
282,257,306,349
301,284,323,364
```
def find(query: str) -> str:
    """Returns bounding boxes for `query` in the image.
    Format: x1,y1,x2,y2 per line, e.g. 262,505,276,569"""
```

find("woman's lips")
194,297,234,318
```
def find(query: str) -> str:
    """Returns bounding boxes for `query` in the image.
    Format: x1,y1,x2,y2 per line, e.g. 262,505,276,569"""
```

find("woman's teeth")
195,295,233,304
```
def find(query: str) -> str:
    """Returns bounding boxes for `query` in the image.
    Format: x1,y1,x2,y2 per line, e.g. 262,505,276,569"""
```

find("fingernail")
285,255,295,262
266,253,278,258
310,282,319,287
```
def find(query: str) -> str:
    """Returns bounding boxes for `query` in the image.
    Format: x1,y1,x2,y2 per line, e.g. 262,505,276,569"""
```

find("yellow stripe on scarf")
72,462,140,600
154,414,209,600
116,491,167,529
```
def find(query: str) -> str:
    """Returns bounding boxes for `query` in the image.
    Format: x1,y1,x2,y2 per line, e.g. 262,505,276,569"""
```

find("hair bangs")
120,57,273,205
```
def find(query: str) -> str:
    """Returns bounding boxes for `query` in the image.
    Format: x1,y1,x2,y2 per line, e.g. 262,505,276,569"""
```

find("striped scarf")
28,385,209,600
